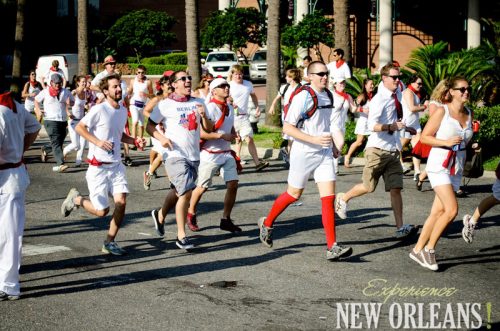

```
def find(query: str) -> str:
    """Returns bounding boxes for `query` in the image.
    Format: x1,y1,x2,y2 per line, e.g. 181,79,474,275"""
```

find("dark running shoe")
151,209,165,237
176,237,194,250
258,217,273,248
220,218,242,233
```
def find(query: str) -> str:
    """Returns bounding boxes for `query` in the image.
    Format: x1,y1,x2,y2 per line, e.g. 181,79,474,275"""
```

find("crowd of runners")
0,51,499,301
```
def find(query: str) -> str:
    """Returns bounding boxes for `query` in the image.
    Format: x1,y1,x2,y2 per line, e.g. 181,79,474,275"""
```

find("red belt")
85,156,114,166
0,160,23,170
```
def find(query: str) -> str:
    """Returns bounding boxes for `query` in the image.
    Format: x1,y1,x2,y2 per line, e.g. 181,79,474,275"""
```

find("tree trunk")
265,0,281,127
334,0,351,61
185,0,201,88
78,0,89,75
11,0,25,94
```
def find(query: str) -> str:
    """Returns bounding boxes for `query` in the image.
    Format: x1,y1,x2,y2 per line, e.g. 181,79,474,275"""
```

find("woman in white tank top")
127,65,153,141
21,70,43,114
63,75,88,166
410,77,476,272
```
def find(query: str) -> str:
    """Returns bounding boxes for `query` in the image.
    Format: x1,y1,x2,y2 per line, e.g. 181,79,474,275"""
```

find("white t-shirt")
332,91,351,133
130,77,150,106
366,84,402,151
35,88,74,121
284,87,334,153
0,101,41,194
91,70,113,87
229,80,254,115
80,101,128,163
44,69,66,84
327,61,352,84
402,89,421,129
150,97,206,161
200,102,235,164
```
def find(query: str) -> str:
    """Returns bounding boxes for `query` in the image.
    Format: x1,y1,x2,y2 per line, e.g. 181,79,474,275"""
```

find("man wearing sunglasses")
147,71,213,250
326,48,352,90
187,78,242,234
336,62,417,240
258,61,352,261
127,65,153,147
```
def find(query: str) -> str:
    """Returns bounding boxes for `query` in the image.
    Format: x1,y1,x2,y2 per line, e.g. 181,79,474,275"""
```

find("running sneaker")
40,147,47,163
0,291,20,301
326,244,353,261
151,209,165,237
61,188,80,217
256,161,270,172
335,193,348,219
220,218,242,233
258,217,273,248
186,213,200,232
462,214,476,244
409,249,427,268
176,237,194,250
124,157,133,166
101,241,126,256
421,247,438,271
395,224,417,239
143,171,153,190
52,165,69,173
413,172,421,181
402,165,411,174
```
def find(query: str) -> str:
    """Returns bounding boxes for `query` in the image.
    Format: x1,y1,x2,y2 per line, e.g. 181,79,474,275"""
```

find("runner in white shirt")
63,75,88,167
400,75,429,177
127,65,153,141
187,78,242,233
336,62,417,240
0,89,41,301
60,74,145,256
228,65,269,171
90,55,117,102
258,61,352,261
43,60,67,88
147,70,213,251
21,70,43,113
326,49,351,90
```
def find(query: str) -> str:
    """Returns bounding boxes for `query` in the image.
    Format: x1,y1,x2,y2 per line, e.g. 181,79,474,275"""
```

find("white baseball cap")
209,78,229,92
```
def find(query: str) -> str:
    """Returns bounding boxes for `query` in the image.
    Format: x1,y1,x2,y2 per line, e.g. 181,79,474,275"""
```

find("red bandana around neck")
168,93,190,102
49,86,61,98
335,89,349,101
210,98,229,116
0,92,17,113
50,66,58,72
408,84,421,99
367,92,374,100
29,80,38,88
336,59,345,69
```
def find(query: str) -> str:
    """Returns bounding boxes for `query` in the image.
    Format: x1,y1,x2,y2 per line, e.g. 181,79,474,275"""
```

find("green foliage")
345,67,381,97
342,120,358,155
140,52,209,66
471,105,500,160
483,155,500,172
201,7,266,54
281,11,334,63
405,41,498,104
128,64,186,75
141,56,166,65
281,45,298,68
108,9,177,58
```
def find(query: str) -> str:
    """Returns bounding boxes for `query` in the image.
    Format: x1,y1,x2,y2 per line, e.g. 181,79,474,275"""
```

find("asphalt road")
0,136,499,331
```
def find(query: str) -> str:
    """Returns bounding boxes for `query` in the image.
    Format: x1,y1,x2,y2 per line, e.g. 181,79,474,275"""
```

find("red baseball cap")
103,55,116,65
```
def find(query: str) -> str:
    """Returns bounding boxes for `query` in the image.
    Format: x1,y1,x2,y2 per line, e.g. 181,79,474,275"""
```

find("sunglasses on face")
386,75,402,81
452,86,471,94
310,71,329,77
137,71,145,75
216,84,230,89
173,75,192,83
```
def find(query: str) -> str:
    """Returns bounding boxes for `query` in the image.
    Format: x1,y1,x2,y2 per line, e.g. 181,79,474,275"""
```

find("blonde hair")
432,76,468,103
228,64,244,81
286,68,302,83
430,79,448,102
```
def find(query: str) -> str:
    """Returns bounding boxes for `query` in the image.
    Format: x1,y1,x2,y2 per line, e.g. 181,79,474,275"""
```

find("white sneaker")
462,214,476,244
335,193,348,219
402,165,411,175
52,165,69,173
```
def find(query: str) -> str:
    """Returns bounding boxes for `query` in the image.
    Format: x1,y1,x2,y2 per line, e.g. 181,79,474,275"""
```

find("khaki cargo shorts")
362,147,403,192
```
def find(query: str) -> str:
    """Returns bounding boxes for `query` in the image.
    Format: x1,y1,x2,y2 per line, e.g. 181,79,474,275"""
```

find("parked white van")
36,53,78,86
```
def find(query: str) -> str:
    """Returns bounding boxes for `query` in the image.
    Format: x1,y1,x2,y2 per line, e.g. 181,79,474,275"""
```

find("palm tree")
11,0,25,92
77,0,89,75
185,0,201,87
265,0,281,126
333,0,351,61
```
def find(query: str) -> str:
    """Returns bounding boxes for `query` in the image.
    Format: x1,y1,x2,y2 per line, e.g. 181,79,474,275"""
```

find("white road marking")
22,244,72,256
138,232,152,236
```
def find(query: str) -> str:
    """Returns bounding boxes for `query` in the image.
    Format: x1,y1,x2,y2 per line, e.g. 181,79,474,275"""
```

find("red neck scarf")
168,93,190,102
50,66,58,72
29,80,38,88
0,92,17,113
210,98,229,116
335,89,349,101
336,59,345,69
408,84,421,99
392,92,403,120
367,92,373,100
49,86,61,98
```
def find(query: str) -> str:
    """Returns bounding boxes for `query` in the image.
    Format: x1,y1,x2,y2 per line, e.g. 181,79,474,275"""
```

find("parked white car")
249,50,267,82
204,51,239,78
36,53,78,86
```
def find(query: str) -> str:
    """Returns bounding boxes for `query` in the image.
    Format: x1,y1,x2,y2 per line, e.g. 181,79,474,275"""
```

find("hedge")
128,63,187,75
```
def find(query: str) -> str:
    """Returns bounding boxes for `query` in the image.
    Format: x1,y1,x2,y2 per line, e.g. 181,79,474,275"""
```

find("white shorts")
197,156,238,188
493,179,500,200
151,137,168,161
85,162,129,210
129,105,145,126
354,116,370,135
427,171,462,192
288,148,336,189
234,115,254,140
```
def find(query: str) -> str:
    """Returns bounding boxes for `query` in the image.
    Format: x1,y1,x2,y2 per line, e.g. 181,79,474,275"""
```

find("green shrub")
471,105,500,160
125,56,139,64
129,64,187,75
342,120,358,155
142,56,167,65
163,53,188,65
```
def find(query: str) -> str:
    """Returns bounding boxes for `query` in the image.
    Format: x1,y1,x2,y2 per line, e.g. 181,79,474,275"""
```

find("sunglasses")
452,86,471,94
310,71,329,77
386,75,402,81
173,75,192,83
137,71,145,75
216,84,230,89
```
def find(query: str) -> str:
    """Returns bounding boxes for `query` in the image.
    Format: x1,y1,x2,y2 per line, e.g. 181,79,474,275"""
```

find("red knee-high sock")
321,195,336,249
264,192,298,227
